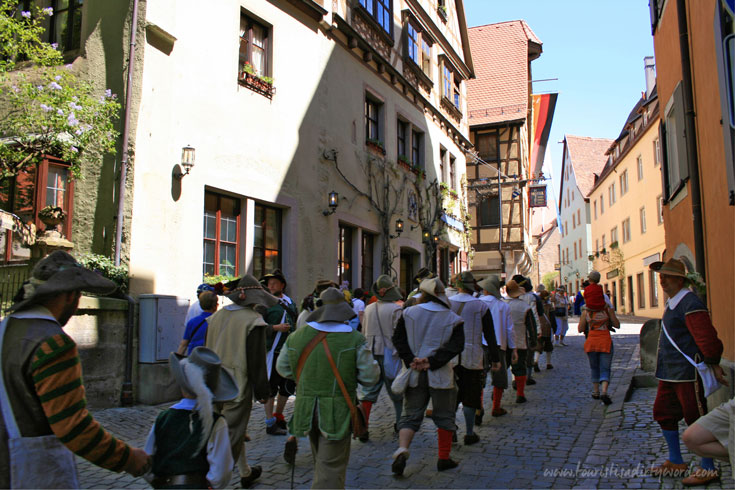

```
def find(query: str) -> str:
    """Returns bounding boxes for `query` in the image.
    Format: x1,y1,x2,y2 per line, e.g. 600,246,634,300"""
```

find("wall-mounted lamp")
174,145,196,179
433,235,439,244
422,230,431,242
390,218,404,238
323,191,339,216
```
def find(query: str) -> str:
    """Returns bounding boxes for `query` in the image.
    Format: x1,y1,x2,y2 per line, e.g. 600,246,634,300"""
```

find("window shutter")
659,121,670,201
671,82,690,184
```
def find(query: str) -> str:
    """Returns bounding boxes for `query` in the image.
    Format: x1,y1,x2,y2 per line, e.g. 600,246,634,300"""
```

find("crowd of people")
0,251,731,489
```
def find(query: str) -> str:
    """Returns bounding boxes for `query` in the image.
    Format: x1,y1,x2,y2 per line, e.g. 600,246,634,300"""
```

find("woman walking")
551,287,569,346
577,283,620,405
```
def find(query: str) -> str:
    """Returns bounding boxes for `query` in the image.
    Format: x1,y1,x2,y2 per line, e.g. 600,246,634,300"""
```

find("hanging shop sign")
528,185,547,208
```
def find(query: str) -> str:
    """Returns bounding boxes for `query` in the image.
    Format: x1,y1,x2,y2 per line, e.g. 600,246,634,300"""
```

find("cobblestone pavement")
78,320,732,489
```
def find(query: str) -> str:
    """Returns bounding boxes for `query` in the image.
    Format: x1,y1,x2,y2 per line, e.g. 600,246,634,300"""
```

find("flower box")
366,139,386,156
239,72,275,99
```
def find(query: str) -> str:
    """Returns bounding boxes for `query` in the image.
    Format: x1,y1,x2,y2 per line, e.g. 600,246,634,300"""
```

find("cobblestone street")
78,319,732,489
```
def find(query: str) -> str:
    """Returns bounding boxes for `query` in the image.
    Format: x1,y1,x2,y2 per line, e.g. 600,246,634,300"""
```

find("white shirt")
185,301,203,324
144,398,233,489
352,298,366,315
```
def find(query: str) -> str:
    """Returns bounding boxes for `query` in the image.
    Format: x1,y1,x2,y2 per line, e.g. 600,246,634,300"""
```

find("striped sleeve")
31,333,132,472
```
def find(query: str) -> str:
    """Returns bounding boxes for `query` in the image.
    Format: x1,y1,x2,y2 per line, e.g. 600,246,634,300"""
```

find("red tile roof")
467,21,541,126
564,135,614,198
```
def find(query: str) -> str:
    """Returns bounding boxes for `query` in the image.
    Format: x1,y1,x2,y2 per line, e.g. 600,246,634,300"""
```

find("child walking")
144,347,238,489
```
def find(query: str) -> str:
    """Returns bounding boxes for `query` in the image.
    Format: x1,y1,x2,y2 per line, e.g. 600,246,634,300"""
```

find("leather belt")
151,473,208,488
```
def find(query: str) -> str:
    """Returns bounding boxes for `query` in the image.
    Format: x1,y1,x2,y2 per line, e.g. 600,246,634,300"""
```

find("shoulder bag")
661,319,722,398
0,317,80,489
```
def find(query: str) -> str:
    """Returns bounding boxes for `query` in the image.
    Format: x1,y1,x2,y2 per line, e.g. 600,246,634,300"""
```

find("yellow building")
589,81,665,318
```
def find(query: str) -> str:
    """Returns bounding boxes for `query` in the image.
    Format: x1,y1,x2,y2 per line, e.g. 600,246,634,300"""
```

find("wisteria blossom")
49,81,62,90
42,7,53,15
20,10,30,18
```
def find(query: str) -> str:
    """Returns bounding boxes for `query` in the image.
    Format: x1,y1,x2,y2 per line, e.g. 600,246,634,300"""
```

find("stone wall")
64,296,133,408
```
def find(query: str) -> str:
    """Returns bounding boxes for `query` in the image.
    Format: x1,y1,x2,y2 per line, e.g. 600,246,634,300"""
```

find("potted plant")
397,154,411,169
437,4,448,20
39,205,65,229
366,138,385,155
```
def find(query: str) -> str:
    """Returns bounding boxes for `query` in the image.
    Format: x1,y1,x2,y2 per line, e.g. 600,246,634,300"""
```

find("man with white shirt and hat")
477,275,517,417
448,271,500,445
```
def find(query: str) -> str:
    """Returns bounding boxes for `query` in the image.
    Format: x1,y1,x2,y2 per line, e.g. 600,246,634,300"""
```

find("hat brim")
507,288,523,299
226,287,279,308
260,273,287,287
305,302,356,323
477,278,500,298
169,353,239,403
9,267,117,312
370,284,402,302
423,292,450,308
649,261,688,278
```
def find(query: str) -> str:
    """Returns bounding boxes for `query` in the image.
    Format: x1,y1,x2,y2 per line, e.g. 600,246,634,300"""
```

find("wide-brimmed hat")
169,347,238,403
512,274,533,292
313,279,338,295
371,274,402,302
454,270,477,291
649,258,688,278
260,269,287,288
539,290,550,300
306,287,357,323
505,280,524,298
477,275,501,298
225,274,279,308
419,277,450,307
9,251,117,312
413,267,435,284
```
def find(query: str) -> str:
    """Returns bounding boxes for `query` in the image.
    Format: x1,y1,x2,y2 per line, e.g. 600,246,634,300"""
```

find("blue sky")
463,0,655,210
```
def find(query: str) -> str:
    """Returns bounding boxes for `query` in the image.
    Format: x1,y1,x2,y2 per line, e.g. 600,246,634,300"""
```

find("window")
572,214,576,229
475,131,499,162
608,182,616,206
478,195,500,227
203,192,241,277
649,270,659,307
637,155,644,180
657,195,664,224
577,209,581,227
594,200,597,220
441,60,462,111
48,0,83,52
564,221,567,236
622,217,631,243
337,224,353,286
397,119,408,160
421,38,431,77
412,129,424,168
0,156,74,261
610,227,618,245
253,203,281,278
640,206,647,234
358,0,392,36
601,234,606,250
620,170,628,195
439,147,446,182
574,241,577,261
407,23,419,64
449,155,456,190
239,13,269,78
579,239,582,258
453,76,461,109
442,64,452,100
361,233,374,290
365,94,383,143
595,239,599,253
637,272,646,309
661,82,690,200
600,194,604,214
653,137,661,167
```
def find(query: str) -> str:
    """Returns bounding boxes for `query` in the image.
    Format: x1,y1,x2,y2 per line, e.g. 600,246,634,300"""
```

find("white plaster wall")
559,149,592,291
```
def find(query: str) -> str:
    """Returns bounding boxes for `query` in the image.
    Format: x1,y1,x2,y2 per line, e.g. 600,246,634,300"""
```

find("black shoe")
437,458,459,471
276,418,288,430
601,394,612,405
393,423,399,434
266,424,287,435
516,395,527,403
452,431,458,443
392,453,407,476
358,431,369,443
546,364,554,370
283,436,297,465
533,363,541,373
526,378,537,385
474,409,484,426
464,433,480,445
512,380,517,390
241,466,262,488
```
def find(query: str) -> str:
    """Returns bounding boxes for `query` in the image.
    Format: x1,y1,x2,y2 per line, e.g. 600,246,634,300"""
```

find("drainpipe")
676,0,706,281
120,294,135,406
114,0,140,267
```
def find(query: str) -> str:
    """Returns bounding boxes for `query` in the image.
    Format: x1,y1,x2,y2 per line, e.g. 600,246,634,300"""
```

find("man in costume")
648,258,726,486
205,274,276,488
260,270,298,435
0,251,150,488
277,287,379,489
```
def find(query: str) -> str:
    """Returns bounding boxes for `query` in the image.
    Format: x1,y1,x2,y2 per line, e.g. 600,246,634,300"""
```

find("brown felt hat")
419,277,450,307
649,258,688,278
9,251,117,312
225,274,279,308
505,279,524,299
306,287,356,323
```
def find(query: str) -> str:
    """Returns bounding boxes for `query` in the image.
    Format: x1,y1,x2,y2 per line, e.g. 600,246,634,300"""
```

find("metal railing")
0,263,30,316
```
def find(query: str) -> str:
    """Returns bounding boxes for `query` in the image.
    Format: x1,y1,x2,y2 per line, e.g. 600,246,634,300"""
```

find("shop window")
361,232,374,290
338,224,353,286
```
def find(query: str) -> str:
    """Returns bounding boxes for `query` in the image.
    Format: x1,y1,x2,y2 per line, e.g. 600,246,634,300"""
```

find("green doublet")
285,326,365,440
153,409,221,478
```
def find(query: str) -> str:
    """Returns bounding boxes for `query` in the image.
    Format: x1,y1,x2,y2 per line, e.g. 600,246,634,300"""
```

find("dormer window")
359,0,392,37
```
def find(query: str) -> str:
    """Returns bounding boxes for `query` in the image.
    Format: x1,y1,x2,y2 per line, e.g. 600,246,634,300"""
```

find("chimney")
644,56,656,97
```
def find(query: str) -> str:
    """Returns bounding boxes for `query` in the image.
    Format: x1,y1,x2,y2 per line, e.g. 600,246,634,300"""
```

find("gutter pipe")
676,0,707,281
120,293,135,406
114,0,140,267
